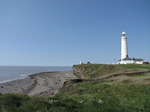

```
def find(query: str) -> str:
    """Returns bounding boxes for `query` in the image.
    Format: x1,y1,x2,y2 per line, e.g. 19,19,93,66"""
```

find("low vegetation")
73,64,150,78
0,64,150,112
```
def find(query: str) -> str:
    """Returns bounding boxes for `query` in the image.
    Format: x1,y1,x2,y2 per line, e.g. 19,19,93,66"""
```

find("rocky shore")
0,71,76,97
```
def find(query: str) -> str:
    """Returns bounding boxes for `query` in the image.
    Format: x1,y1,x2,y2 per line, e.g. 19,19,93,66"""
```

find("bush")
0,93,30,111
71,79,83,83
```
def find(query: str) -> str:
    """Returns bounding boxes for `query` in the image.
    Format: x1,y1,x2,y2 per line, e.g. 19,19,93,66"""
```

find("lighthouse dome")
122,32,126,34
122,32,126,36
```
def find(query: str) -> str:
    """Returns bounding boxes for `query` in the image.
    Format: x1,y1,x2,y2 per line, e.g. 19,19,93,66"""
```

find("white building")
118,32,144,64
118,57,144,64
80,61,84,64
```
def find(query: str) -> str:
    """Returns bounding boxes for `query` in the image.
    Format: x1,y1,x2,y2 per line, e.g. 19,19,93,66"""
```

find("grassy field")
0,64,150,112
73,64,150,78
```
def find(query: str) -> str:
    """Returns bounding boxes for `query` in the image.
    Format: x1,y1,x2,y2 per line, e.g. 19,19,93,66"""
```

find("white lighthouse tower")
118,32,144,64
121,32,128,59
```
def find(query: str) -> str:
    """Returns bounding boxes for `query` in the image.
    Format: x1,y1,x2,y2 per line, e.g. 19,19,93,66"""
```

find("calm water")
0,66,72,83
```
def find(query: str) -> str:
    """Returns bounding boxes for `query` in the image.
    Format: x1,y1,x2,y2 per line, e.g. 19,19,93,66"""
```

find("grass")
73,64,150,79
0,64,150,112
130,73,150,77
1,82,149,112
56,79,150,112
121,64,150,70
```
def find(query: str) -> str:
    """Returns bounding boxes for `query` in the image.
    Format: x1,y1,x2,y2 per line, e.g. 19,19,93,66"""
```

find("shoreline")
0,76,28,84
0,71,76,97
0,71,70,84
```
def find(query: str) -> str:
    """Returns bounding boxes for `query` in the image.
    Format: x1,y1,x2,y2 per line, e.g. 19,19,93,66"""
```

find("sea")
0,66,72,83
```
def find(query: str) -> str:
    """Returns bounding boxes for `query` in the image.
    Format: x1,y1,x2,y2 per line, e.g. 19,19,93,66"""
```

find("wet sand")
0,71,76,97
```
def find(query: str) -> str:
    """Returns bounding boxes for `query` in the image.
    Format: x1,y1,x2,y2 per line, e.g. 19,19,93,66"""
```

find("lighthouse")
121,32,128,59
118,32,144,64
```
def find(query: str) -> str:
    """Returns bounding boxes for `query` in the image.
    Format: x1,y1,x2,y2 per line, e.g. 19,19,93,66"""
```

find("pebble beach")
0,71,76,97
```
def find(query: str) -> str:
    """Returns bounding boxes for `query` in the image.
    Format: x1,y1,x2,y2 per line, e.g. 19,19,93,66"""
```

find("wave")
0,74,29,84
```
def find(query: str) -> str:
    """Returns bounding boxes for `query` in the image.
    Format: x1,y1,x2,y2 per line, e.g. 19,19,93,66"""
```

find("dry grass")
103,73,150,85
73,64,150,79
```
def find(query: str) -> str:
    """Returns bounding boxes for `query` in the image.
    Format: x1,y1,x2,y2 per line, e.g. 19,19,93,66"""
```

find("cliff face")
73,64,127,79
72,65,84,78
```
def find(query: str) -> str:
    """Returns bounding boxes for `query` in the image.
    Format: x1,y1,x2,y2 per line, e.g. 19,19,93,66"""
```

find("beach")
0,71,76,97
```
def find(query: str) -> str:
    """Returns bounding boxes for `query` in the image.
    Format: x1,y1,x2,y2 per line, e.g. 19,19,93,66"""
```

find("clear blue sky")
0,0,150,66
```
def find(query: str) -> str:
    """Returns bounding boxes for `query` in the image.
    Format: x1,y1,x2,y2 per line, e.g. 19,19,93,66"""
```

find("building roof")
122,57,133,60
133,58,144,61
119,57,144,61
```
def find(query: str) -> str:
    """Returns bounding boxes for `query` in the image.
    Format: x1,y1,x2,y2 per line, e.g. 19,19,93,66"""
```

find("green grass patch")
130,73,150,77
121,64,150,70
145,78,150,81
73,64,150,79
121,79,132,84
57,81,150,112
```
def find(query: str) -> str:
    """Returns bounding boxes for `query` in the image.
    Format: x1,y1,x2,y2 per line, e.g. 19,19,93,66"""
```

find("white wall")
119,60,134,64
135,61,143,64
118,60,143,64
121,36,128,59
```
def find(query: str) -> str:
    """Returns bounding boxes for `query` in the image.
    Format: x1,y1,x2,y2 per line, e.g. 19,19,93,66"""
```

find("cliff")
73,64,150,79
